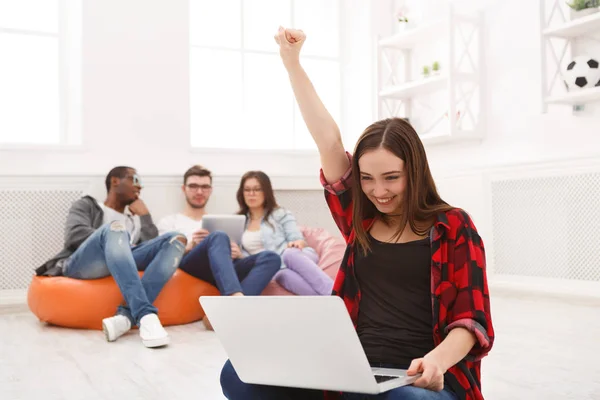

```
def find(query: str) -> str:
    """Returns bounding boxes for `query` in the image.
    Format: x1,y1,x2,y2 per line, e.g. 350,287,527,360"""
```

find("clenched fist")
273,26,306,68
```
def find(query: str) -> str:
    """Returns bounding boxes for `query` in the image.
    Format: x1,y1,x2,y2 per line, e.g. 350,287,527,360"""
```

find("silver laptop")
201,214,246,244
199,295,420,394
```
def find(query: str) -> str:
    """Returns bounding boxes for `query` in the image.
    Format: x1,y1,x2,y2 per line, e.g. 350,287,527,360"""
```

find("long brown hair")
236,171,279,222
352,118,453,254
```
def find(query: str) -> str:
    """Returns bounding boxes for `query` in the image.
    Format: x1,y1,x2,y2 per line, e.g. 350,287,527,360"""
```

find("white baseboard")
0,289,27,306
489,275,600,306
2,276,599,310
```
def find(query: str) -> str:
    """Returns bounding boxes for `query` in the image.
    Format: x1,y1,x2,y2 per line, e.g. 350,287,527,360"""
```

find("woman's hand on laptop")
287,240,307,249
230,242,242,259
407,356,444,392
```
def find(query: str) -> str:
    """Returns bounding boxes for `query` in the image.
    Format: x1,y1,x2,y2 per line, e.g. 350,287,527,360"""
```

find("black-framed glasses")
186,184,212,192
243,187,263,194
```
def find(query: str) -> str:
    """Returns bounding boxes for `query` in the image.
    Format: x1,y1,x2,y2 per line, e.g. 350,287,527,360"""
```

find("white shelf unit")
379,19,449,49
376,5,485,145
379,74,449,100
540,1,600,112
543,9,600,38
546,85,600,105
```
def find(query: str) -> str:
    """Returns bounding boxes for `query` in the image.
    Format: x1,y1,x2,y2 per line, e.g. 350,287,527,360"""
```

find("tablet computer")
201,214,246,244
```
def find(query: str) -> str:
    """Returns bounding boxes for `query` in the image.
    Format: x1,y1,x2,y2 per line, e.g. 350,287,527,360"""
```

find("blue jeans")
179,231,280,295
220,360,458,400
341,385,457,400
63,222,185,325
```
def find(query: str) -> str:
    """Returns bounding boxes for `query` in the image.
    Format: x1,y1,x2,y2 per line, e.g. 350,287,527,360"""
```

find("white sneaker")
139,313,170,348
102,315,132,342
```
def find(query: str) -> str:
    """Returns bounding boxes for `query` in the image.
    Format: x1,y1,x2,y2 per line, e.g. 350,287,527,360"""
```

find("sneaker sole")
142,336,170,348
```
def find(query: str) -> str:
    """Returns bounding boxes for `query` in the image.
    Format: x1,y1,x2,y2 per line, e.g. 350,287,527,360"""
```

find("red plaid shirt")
321,154,494,400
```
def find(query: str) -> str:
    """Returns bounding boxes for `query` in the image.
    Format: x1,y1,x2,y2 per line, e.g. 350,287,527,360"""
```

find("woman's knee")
259,250,281,272
281,247,301,265
220,359,304,399
220,360,242,398
302,247,319,263
274,269,291,285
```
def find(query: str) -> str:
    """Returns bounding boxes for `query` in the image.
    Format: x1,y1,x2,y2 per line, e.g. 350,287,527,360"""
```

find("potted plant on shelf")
432,61,441,76
566,0,599,19
395,5,411,32
423,65,431,78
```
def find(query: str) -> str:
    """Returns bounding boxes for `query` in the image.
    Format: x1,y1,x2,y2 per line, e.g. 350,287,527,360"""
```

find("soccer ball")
563,55,600,91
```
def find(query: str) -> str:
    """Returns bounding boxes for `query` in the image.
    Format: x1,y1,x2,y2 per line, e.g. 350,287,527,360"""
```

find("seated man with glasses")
37,166,187,348
157,165,280,330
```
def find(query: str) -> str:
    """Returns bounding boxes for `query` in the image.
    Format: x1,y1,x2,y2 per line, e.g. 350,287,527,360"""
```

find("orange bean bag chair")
28,269,220,330
261,226,346,296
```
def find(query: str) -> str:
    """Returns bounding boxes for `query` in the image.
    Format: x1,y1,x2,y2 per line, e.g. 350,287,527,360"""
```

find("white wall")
0,0,374,181
425,0,599,172
1,0,597,180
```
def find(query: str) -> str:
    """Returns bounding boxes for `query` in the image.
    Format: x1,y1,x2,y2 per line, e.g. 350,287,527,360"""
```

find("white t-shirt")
99,203,140,245
241,229,264,255
157,213,203,243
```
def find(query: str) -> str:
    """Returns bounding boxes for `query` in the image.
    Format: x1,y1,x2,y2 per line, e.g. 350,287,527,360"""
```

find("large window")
190,0,341,150
0,0,64,145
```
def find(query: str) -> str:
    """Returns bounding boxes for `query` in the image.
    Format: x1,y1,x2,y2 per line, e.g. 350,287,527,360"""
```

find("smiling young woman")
219,27,494,400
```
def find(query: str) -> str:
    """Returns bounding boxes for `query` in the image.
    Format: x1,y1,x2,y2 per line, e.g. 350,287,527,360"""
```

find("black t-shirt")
355,234,435,367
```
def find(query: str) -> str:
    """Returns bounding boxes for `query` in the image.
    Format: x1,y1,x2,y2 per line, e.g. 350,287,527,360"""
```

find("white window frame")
189,0,344,155
0,0,82,150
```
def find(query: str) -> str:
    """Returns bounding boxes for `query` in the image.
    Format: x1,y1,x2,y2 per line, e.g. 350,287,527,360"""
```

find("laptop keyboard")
374,375,398,383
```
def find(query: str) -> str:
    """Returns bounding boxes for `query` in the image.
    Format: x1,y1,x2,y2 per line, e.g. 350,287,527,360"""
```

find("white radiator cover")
0,189,84,290
491,172,600,282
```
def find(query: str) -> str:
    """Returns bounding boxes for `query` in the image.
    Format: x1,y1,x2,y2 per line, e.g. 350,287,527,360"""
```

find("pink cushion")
261,226,346,295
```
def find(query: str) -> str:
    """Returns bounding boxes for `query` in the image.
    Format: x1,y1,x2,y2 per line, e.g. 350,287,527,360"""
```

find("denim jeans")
220,360,324,400
341,384,457,399
63,222,185,325
179,231,280,295
220,360,458,400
